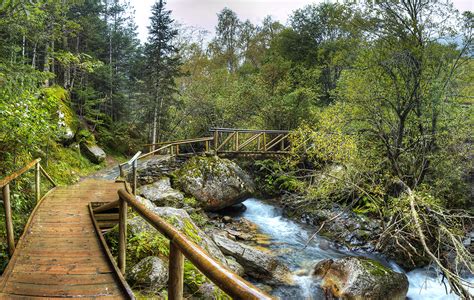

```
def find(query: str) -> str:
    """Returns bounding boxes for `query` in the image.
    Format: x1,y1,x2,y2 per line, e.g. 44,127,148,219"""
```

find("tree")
277,3,364,103
210,8,241,72
144,0,181,145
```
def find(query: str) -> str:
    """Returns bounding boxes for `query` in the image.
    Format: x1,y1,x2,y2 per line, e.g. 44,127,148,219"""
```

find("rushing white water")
240,198,472,300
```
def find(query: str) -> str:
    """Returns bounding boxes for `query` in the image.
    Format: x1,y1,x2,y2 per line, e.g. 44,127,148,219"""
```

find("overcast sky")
134,0,474,43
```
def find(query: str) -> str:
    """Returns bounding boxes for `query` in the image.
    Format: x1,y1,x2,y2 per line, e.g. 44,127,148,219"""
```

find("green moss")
173,155,236,188
183,196,198,207
43,85,79,131
360,258,390,277
189,211,209,228
43,145,103,186
105,226,170,269
76,129,96,145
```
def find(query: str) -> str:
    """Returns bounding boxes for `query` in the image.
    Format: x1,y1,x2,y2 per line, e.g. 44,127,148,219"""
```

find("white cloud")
134,0,473,43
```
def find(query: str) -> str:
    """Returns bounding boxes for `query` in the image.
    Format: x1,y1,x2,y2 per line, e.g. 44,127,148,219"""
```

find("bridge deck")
0,179,131,299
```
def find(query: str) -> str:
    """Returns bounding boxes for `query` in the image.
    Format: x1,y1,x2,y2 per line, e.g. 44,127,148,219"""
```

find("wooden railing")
118,137,214,180
0,158,57,256
110,189,272,300
140,128,291,157
143,136,214,154
210,128,291,154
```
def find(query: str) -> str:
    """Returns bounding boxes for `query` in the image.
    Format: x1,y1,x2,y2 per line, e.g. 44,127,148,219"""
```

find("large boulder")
313,256,409,300
128,196,244,276
138,177,184,206
212,233,293,286
127,256,168,293
173,156,255,211
80,142,106,164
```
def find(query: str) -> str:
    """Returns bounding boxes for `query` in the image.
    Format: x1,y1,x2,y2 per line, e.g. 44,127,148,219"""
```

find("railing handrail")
210,127,290,134
117,189,272,300
1,158,56,257
0,158,41,188
143,136,214,147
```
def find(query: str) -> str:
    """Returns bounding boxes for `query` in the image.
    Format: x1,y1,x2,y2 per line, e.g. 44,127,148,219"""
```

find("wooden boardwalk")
0,179,132,299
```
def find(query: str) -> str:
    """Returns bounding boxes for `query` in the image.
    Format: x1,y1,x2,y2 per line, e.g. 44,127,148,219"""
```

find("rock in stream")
313,256,409,300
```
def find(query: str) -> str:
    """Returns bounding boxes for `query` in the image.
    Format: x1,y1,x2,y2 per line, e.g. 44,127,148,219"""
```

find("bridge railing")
209,128,291,153
0,158,57,256
112,189,272,300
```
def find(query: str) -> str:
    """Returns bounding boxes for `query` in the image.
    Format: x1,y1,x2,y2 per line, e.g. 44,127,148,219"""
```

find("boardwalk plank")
0,179,132,299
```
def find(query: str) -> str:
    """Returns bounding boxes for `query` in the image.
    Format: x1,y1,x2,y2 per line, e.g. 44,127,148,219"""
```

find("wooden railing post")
205,140,209,152
118,196,127,274
169,242,184,300
213,130,218,151
2,184,15,256
235,131,239,151
35,162,40,202
263,133,267,151
132,159,137,196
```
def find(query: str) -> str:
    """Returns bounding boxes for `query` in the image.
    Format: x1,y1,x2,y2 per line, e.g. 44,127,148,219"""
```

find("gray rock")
139,177,184,206
212,233,293,286
313,256,409,300
130,197,244,275
80,142,106,164
127,256,168,292
174,156,255,211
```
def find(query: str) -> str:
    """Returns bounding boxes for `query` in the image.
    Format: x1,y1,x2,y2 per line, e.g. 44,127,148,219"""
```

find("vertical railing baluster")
169,242,184,300
3,184,15,256
118,196,127,274
35,162,40,202
132,159,138,196
235,131,239,151
213,130,218,152
263,133,267,152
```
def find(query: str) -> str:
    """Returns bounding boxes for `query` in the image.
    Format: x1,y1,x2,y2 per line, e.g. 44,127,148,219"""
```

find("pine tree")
145,0,181,145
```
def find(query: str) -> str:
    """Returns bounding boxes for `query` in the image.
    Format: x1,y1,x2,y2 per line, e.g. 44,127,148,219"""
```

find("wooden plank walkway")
0,179,132,299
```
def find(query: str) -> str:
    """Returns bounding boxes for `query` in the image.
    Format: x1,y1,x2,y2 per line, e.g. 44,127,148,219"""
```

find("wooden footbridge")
0,128,287,299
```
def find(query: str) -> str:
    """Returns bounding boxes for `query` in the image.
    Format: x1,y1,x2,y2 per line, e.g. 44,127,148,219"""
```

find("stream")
238,198,472,300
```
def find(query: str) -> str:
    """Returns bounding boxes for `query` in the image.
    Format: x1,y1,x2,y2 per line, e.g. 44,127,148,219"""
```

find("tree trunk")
31,42,37,68
43,42,50,87
152,106,158,151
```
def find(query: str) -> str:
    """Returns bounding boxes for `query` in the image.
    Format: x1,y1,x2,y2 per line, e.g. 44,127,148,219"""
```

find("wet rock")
80,142,106,164
138,177,184,206
212,233,293,286
281,194,380,253
313,256,409,300
173,156,255,211
129,196,244,275
131,156,187,185
127,256,168,292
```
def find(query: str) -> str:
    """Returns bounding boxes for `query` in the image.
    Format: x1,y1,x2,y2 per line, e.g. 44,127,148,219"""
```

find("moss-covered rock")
128,196,244,276
127,256,168,293
313,256,409,300
173,156,255,211
80,142,106,164
138,177,184,207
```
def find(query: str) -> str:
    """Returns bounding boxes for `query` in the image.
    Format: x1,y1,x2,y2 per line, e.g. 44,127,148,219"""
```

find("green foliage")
254,159,303,196
43,146,102,185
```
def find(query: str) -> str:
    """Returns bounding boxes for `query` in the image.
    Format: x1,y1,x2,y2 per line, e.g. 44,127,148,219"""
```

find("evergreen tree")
145,0,181,145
